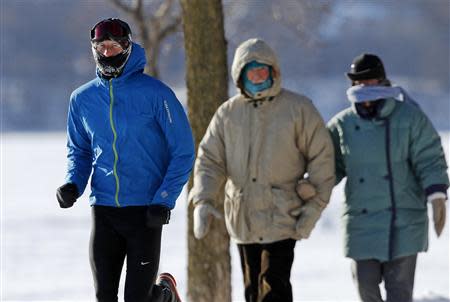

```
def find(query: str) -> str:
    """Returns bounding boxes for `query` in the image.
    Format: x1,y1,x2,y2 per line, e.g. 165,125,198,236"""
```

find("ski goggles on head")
90,18,131,43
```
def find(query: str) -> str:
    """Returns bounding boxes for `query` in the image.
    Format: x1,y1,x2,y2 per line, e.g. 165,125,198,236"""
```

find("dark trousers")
90,205,172,302
351,254,417,302
237,239,296,302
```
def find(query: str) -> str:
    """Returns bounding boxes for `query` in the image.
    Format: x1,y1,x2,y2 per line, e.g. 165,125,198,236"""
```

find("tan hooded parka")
189,39,335,244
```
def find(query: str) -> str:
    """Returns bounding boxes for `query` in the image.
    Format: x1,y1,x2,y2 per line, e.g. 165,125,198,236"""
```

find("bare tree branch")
106,0,182,78
155,0,173,19
108,0,134,14
108,0,148,41
158,15,181,40
134,0,143,15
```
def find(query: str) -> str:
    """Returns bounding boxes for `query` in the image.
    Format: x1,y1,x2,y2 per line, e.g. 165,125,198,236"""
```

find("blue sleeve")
65,96,92,196
152,90,195,209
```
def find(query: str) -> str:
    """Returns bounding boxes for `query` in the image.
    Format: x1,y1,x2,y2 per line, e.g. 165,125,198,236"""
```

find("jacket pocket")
224,187,248,239
271,187,303,229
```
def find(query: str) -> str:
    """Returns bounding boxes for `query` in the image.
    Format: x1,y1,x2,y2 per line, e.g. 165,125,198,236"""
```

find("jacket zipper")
109,79,121,207
384,119,396,260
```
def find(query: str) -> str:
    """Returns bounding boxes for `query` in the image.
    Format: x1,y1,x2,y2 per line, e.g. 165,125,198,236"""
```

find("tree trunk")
180,1,231,302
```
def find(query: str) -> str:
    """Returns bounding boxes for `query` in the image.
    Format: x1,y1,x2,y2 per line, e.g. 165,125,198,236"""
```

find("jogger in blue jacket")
56,18,194,302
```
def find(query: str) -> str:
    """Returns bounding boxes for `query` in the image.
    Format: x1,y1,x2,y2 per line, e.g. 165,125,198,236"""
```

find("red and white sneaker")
157,272,182,302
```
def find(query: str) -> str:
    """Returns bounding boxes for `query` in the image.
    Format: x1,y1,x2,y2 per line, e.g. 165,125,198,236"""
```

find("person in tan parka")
188,38,335,302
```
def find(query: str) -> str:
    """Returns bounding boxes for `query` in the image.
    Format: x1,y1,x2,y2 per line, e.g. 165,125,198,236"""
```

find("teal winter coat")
328,98,448,261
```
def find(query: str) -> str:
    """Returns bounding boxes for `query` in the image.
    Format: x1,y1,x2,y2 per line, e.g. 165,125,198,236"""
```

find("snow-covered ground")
1,132,449,301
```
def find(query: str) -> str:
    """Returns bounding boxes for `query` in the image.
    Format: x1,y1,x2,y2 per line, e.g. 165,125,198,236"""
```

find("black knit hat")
346,53,386,81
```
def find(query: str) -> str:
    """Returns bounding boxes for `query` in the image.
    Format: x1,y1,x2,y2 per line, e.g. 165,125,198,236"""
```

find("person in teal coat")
327,53,449,302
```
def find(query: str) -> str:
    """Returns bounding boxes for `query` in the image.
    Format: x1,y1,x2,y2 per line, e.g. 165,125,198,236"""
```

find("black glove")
146,204,171,228
56,183,79,208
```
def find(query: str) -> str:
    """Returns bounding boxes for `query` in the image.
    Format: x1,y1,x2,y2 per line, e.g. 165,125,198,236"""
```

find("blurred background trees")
107,0,181,78
2,0,448,131
1,0,448,300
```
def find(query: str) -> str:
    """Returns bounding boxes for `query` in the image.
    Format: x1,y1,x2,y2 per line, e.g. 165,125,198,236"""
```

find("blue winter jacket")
65,43,195,209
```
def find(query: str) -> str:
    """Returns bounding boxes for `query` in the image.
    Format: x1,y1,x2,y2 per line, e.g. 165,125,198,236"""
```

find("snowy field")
1,132,449,302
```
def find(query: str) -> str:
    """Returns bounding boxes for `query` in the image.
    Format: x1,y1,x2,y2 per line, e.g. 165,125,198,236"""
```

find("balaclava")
90,18,132,78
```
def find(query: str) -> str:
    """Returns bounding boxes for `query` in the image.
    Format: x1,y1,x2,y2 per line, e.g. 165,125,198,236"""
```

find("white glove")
431,198,446,237
193,201,223,239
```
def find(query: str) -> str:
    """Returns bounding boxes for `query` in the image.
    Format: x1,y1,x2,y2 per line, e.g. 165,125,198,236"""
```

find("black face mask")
93,46,131,78
355,99,385,119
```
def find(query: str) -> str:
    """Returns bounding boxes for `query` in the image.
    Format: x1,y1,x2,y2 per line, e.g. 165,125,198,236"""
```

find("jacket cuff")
425,184,448,197
65,176,85,197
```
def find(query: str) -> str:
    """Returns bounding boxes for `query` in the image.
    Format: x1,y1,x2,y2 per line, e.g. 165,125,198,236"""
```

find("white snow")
1,132,449,301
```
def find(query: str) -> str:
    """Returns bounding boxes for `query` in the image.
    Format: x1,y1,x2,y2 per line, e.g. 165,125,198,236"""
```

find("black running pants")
89,205,171,302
